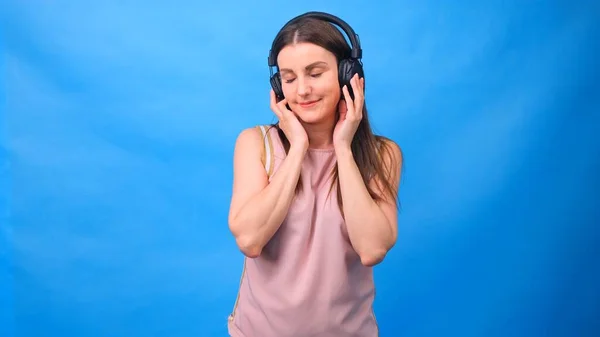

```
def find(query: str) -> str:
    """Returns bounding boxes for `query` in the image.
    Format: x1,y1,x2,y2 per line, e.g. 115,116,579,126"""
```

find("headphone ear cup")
270,72,284,101
338,59,364,100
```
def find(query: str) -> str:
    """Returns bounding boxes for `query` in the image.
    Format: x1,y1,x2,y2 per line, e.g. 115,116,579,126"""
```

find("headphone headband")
268,11,362,67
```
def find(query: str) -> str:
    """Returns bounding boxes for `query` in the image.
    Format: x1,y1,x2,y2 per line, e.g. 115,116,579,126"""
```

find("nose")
296,76,311,97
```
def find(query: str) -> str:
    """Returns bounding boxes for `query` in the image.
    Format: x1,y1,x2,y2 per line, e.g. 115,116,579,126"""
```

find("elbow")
229,217,263,258
359,249,388,267
357,216,397,267
235,235,263,258
359,239,395,267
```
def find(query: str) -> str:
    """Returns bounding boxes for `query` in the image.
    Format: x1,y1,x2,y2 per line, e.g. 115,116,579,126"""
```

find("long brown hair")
269,16,401,214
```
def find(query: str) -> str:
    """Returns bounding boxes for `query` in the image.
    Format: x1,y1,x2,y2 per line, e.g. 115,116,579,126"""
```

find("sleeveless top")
227,125,378,337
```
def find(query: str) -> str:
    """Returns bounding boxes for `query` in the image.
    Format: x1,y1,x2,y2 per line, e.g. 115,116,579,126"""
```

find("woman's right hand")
270,89,309,152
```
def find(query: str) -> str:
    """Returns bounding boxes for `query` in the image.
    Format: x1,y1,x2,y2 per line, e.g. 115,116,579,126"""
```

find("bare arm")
228,127,307,258
335,139,403,266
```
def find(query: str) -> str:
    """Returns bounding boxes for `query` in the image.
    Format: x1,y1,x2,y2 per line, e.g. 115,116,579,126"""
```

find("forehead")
277,42,336,69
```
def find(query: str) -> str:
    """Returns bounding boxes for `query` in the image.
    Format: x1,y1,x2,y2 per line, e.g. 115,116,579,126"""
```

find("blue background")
2,0,599,336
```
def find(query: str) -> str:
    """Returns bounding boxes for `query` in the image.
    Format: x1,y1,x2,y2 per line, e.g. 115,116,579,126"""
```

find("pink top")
228,125,378,337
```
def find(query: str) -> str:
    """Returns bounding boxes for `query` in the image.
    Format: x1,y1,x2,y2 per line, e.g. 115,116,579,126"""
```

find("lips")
298,99,320,108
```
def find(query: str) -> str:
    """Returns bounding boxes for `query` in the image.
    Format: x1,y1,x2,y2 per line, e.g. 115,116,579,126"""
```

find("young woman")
227,11,403,337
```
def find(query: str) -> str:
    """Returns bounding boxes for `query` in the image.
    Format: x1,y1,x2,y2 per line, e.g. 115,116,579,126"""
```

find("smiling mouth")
298,99,320,108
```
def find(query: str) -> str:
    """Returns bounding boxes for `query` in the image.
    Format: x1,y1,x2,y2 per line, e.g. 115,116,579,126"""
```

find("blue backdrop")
2,1,599,336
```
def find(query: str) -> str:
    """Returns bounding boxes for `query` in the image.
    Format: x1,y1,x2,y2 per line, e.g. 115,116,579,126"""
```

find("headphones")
268,11,364,101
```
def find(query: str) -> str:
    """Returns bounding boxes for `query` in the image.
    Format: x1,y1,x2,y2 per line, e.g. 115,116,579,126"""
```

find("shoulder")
236,125,263,140
376,136,403,170
234,125,269,148
236,124,277,140
232,126,262,157
234,125,277,164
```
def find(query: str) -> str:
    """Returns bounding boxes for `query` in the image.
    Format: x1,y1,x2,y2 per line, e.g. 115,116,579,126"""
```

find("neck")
301,118,335,150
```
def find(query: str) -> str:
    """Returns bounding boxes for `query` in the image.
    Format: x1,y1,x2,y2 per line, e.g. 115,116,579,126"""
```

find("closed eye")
282,72,322,83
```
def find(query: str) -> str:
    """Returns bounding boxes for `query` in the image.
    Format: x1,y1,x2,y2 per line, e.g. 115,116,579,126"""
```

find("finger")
276,98,291,117
270,90,284,120
354,77,364,120
351,74,363,101
342,85,355,118
354,74,362,91
350,78,364,121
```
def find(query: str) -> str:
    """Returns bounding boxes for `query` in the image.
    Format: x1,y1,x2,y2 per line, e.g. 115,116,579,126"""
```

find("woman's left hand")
333,73,365,150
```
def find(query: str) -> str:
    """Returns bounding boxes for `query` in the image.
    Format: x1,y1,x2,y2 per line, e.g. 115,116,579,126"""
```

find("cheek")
326,74,342,98
316,78,341,98
281,82,293,97
324,83,341,102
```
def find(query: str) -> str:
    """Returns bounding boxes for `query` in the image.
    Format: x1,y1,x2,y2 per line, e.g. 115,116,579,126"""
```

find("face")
277,42,341,125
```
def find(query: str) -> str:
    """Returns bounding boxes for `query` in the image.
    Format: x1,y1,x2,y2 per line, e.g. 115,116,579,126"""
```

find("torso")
228,125,378,337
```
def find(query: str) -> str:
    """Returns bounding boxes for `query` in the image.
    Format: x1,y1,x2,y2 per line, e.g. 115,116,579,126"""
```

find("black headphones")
268,11,364,101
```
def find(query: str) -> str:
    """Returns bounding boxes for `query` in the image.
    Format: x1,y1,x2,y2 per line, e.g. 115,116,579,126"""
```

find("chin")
293,102,333,124
294,110,323,124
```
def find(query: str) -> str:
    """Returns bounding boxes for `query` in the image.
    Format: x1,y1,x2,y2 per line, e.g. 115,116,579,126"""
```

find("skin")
228,42,402,266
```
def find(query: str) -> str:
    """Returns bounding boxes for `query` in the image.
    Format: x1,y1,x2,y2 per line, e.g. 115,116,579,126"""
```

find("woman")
227,11,403,337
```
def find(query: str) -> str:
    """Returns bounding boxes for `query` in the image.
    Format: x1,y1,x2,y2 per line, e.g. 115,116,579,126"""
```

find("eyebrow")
280,61,328,73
